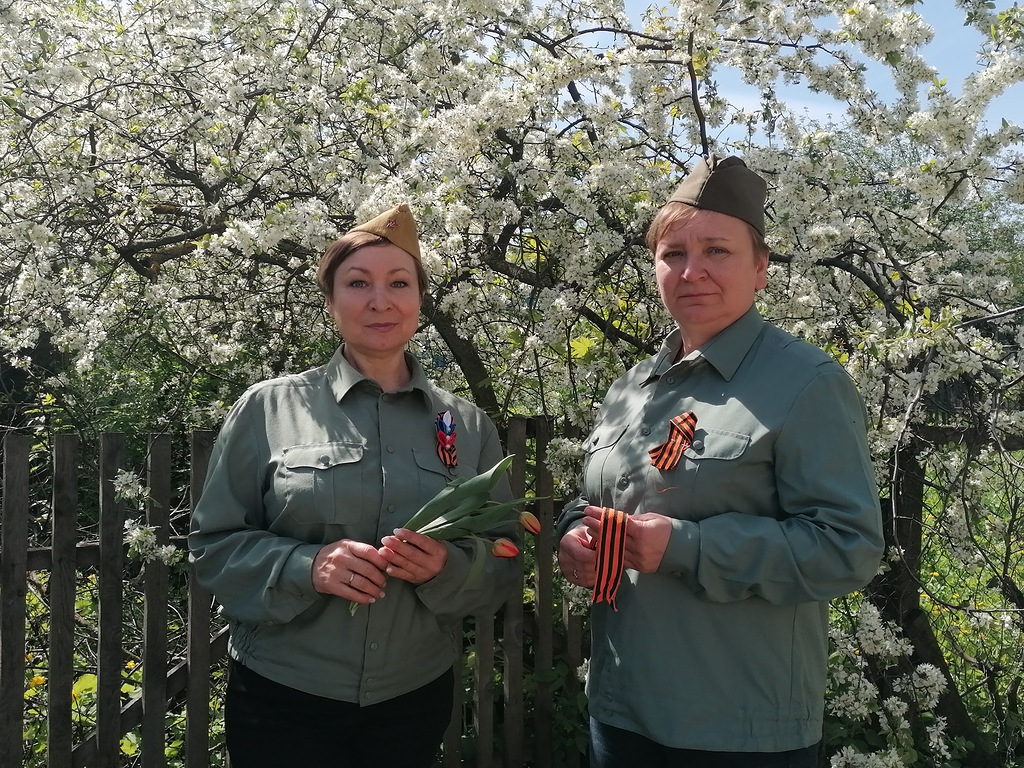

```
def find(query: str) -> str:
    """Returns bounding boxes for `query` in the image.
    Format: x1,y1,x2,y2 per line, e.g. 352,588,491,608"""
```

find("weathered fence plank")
71,628,230,767
142,434,171,768
532,418,556,768
475,613,496,768
1,433,31,768
97,433,126,768
0,424,588,768
48,434,79,768
185,431,215,768
503,418,528,768
563,604,584,768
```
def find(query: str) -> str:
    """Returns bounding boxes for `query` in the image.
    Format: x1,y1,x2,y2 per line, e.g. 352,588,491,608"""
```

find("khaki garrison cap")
668,154,767,236
350,203,421,261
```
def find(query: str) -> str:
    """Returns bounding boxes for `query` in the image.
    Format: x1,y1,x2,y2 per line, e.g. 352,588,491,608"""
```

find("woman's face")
654,209,768,349
326,243,422,360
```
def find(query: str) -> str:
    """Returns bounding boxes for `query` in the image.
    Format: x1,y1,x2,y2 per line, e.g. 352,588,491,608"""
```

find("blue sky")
919,0,1023,126
623,0,1024,131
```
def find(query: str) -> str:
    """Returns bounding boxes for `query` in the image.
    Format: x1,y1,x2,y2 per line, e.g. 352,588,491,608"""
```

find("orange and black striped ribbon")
435,411,458,467
437,442,457,468
648,411,697,471
592,507,629,611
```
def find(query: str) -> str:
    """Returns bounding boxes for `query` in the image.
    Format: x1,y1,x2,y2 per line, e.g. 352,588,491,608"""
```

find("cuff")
417,542,472,604
281,542,324,596
657,518,700,577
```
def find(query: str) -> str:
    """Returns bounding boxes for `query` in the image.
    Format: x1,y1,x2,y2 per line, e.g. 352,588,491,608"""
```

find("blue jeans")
588,718,821,768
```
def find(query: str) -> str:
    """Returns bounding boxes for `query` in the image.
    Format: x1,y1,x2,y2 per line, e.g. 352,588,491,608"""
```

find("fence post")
502,417,528,767
532,418,555,768
97,433,126,768
142,434,172,768
186,430,215,768
0,433,31,768
562,604,585,768
48,433,80,767
473,613,496,768
5,422,586,767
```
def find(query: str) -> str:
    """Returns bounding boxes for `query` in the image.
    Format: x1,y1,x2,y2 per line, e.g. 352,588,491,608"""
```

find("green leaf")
73,674,98,697
403,455,517,531
570,336,596,360
416,497,533,539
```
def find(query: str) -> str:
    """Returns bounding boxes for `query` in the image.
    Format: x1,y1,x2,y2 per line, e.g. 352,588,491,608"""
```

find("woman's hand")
378,528,449,585
558,522,598,588
312,539,389,603
582,505,672,573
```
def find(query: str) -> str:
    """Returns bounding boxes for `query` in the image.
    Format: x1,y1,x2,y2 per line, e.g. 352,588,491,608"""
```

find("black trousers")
588,718,821,768
225,659,454,768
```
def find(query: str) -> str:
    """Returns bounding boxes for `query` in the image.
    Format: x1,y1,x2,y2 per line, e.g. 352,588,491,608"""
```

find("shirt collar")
643,305,765,385
326,345,433,402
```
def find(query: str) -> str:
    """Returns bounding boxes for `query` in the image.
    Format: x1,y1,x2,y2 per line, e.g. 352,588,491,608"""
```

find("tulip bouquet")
400,454,539,556
350,455,539,614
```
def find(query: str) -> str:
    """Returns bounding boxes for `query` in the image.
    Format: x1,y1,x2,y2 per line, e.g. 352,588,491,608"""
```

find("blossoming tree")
2,0,1023,764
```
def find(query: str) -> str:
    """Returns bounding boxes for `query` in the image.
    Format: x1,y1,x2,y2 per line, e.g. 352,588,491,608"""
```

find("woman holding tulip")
556,155,884,767
189,204,521,767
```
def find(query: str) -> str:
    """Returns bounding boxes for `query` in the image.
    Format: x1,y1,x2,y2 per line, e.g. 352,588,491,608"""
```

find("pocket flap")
586,424,628,453
283,442,363,470
686,429,748,461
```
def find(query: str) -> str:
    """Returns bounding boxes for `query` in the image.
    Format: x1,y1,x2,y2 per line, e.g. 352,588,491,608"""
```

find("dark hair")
645,201,769,257
316,230,429,300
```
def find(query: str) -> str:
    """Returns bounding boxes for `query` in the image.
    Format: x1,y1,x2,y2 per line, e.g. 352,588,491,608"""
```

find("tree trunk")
422,300,501,424
0,334,56,432
864,441,996,764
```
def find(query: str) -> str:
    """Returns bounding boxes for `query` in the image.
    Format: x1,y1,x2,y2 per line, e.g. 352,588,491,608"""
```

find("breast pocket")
684,428,749,463
582,424,628,494
412,449,460,513
680,428,756,518
279,442,365,524
586,425,628,456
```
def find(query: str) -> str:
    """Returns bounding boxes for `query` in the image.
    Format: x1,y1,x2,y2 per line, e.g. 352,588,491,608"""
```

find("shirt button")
640,427,651,436
386,445,395,453
387,504,396,513
691,439,704,452
666,376,675,385
370,642,379,651
319,455,330,466
617,476,629,489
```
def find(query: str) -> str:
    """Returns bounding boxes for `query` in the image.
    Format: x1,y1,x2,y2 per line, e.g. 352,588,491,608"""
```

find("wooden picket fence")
0,417,587,768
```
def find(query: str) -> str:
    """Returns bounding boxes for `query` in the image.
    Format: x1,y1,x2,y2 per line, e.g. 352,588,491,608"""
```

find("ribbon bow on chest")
648,411,697,470
435,410,458,468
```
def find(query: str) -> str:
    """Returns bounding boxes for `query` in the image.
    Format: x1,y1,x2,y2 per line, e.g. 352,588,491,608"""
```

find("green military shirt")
557,305,884,751
188,346,518,704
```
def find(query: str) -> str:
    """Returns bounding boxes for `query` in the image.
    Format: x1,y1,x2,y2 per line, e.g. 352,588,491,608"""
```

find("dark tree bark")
865,441,998,765
422,298,501,426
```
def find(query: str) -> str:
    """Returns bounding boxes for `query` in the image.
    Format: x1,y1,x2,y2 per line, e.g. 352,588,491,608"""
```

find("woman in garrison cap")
189,204,518,767
556,155,884,767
